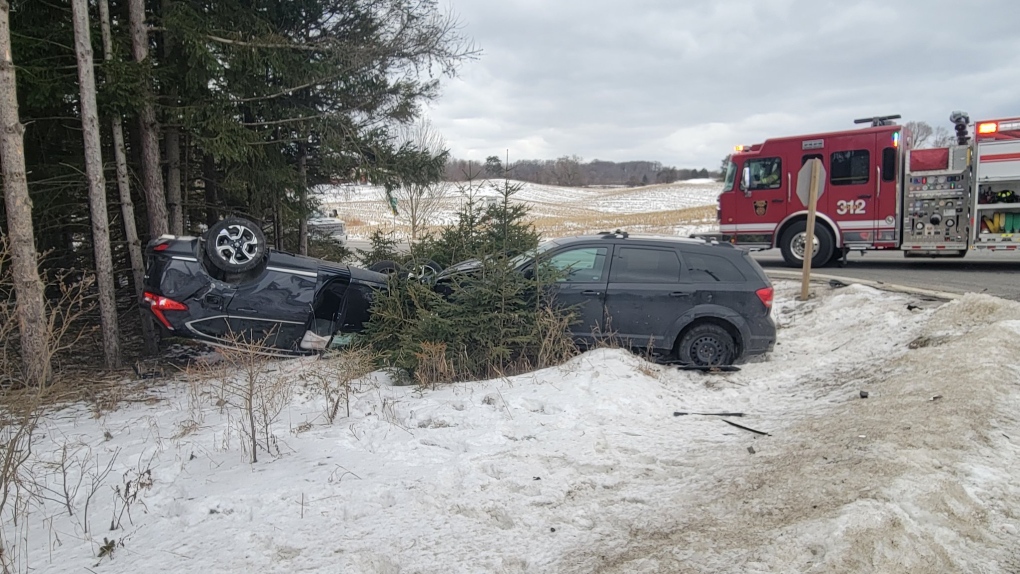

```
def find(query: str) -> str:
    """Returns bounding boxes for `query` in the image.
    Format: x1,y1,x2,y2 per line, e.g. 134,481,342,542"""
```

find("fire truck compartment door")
977,141,1020,182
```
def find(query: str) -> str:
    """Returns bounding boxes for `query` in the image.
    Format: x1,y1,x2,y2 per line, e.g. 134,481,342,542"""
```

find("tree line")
445,156,715,187
0,0,474,384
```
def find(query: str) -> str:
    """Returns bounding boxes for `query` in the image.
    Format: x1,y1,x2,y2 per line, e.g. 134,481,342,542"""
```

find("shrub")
363,177,576,383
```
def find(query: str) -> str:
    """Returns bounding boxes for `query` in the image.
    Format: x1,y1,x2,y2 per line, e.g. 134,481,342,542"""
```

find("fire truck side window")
746,158,782,191
829,150,870,186
882,147,897,182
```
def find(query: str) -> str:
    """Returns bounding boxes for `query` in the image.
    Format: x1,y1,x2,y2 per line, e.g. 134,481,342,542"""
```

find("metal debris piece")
722,419,770,436
674,411,745,417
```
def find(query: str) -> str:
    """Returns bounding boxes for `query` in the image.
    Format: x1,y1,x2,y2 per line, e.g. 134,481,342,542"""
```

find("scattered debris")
907,304,921,311
722,419,770,436
829,279,850,289
930,395,943,401
676,365,741,373
859,391,869,399
747,446,756,454
674,411,745,417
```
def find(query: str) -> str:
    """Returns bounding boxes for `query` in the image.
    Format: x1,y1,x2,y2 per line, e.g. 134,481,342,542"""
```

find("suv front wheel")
676,323,736,366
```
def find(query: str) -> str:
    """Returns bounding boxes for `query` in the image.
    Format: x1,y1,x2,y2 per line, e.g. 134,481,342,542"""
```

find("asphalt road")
752,249,1020,301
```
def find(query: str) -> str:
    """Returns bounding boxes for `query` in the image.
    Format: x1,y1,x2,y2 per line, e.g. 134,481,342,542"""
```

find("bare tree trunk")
72,0,121,369
203,154,219,226
161,0,182,235
100,0,158,356
165,125,182,234
128,0,168,238
0,0,51,385
297,143,308,255
273,191,283,251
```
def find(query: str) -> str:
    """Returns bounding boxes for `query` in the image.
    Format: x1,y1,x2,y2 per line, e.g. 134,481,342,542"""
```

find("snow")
8,282,1020,573
314,181,722,236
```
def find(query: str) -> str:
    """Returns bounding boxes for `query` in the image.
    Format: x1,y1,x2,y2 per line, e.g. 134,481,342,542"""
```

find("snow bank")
8,283,1020,573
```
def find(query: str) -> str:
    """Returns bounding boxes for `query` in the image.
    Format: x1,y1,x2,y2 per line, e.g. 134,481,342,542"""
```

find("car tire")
676,323,736,367
779,220,834,268
403,259,443,278
204,217,268,274
368,260,400,274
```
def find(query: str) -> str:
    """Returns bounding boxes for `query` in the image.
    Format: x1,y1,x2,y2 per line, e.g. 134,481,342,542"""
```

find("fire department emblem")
753,200,768,216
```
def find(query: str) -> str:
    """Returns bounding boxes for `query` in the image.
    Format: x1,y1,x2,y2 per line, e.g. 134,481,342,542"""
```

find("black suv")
458,232,777,366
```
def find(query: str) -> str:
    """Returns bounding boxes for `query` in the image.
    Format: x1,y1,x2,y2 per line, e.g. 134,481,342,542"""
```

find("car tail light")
143,291,188,330
152,241,171,252
755,286,774,312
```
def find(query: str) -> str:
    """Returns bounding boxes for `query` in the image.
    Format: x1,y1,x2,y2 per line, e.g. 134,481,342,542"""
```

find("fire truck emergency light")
978,122,998,134
734,145,747,152
893,132,900,147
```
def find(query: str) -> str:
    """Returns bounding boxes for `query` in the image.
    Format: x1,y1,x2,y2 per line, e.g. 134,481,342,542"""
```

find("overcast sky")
425,0,1020,170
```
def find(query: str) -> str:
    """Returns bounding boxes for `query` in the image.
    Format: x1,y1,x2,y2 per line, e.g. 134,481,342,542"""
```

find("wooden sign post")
800,158,822,301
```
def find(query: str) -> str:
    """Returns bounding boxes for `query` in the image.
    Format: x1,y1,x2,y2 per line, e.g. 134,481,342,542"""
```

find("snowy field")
314,180,722,238
9,282,1020,573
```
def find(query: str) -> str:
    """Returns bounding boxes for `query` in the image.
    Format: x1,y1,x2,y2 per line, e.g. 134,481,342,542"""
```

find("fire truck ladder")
853,115,902,127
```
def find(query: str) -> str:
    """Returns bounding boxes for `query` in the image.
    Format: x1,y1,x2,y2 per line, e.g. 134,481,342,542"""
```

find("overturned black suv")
144,219,776,365
142,218,388,354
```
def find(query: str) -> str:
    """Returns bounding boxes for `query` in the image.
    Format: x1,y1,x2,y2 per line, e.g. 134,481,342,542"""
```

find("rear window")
609,247,682,283
683,252,746,282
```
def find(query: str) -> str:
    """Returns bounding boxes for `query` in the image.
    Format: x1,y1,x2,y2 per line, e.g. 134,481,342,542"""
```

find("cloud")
428,0,1020,168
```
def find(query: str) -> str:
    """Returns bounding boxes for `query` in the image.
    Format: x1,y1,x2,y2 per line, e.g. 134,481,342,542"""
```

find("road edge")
764,270,963,301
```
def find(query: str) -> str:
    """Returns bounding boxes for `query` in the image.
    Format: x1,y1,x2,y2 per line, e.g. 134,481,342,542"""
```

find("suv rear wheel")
676,323,736,366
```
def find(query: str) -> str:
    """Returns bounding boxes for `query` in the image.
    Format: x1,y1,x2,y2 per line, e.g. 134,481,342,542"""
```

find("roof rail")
597,230,629,238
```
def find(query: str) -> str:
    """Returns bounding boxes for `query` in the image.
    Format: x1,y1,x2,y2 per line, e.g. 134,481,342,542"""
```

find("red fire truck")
715,112,1020,267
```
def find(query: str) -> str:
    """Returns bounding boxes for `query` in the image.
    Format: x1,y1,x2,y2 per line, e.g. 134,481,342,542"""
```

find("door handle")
670,291,692,298
580,290,601,296
771,199,783,203
858,194,872,199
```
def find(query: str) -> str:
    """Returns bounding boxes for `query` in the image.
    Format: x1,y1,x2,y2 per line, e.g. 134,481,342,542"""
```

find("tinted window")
830,150,870,185
609,247,681,283
745,157,782,191
684,252,746,282
801,153,823,166
882,147,896,181
548,247,608,282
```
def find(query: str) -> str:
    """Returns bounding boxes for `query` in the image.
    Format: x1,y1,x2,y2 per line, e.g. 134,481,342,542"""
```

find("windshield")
510,238,561,268
723,159,737,191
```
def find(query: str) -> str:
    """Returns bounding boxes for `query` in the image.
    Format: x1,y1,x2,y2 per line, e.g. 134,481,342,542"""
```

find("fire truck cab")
718,119,904,267
716,112,1020,267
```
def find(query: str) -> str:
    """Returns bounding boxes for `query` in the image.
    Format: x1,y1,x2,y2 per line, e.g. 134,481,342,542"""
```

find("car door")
603,244,691,350
734,155,789,242
224,252,317,349
541,244,610,345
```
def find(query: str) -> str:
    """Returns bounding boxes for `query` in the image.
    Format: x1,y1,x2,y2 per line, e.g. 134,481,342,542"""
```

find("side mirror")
522,267,535,280
741,166,751,197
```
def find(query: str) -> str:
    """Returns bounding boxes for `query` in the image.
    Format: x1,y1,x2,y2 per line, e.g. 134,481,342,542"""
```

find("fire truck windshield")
723,160,737,191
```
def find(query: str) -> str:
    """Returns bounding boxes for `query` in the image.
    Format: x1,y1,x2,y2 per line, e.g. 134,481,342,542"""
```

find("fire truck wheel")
779,220,834,268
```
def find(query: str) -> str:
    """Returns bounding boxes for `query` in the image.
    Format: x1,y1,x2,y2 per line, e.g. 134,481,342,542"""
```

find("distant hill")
445,157,719,187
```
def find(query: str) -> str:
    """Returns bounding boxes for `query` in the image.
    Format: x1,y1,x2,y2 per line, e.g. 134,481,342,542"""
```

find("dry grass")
530,205,717,237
